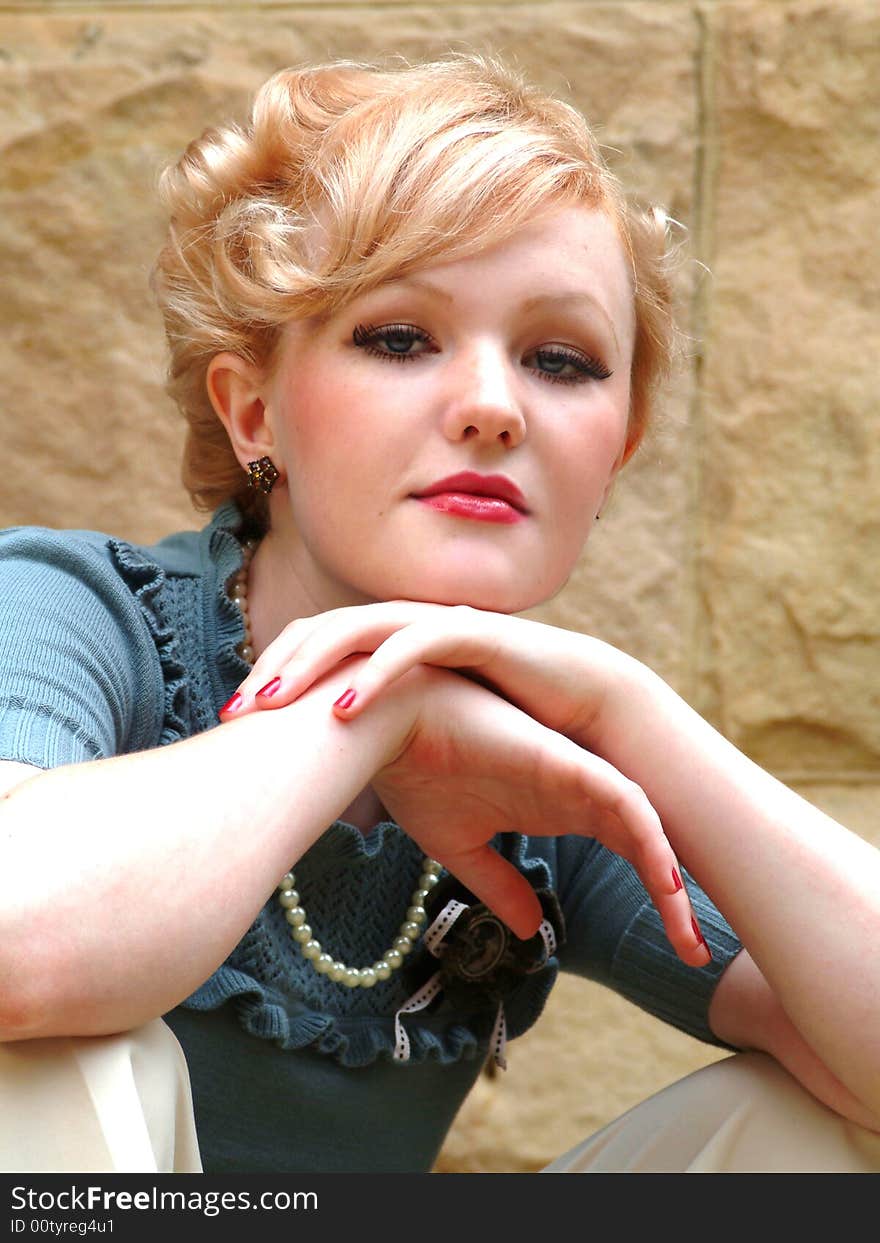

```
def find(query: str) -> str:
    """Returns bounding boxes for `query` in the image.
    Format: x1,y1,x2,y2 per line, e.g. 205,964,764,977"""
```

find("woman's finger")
555,744,708,964
221,614,324,714
436,844,544,941
331,620,492,719
225,602,436,716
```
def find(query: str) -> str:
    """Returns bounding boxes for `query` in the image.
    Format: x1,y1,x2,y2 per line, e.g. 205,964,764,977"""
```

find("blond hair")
152,54,679,521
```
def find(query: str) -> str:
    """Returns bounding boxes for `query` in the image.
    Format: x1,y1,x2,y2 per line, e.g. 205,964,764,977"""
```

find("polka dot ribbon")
393,899,557,1069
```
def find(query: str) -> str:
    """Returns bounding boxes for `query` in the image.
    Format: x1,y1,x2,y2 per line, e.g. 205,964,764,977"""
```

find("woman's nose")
441,347,527,448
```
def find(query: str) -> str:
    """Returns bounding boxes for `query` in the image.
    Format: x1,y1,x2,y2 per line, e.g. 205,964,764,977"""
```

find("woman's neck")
245,523,371,661
243,525,387,836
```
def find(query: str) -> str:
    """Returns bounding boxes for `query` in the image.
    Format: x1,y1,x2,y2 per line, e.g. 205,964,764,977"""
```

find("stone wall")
2,1,877,1173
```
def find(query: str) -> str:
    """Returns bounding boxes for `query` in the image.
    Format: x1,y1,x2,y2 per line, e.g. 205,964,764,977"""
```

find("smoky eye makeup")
349,309,614,385
351,322,436,361
527,345,613,385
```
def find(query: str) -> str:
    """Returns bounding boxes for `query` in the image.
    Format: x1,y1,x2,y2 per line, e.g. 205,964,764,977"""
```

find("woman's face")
263,203,636,614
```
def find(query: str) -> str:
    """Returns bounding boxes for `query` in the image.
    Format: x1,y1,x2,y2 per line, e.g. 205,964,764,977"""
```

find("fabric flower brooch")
394,869,566,1067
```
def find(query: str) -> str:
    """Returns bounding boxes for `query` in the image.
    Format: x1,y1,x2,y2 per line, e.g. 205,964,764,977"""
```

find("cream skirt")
2,1020,878,1173
542,1049,880,1173
0,1019,201,1173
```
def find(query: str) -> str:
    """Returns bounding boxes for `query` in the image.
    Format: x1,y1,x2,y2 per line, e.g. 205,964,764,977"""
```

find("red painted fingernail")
219,692,242,717
692,915,711,957
672,867,683,892
333,688,357,711
256,676,282,699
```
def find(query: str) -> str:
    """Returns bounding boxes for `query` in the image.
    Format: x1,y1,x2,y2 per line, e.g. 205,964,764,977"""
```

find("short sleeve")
555,834,743,1048
0,527,165,769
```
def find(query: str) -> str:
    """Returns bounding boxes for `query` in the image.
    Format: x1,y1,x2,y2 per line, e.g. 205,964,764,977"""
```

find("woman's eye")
352,322,434,361
527,346,613,385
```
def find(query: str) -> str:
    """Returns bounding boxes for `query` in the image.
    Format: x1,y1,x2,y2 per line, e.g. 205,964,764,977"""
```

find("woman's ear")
206,353,280,474
619,419,645,468
598,423,641,515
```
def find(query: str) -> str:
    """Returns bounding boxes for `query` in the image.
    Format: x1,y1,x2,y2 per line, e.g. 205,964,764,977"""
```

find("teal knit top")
0,503,742,1172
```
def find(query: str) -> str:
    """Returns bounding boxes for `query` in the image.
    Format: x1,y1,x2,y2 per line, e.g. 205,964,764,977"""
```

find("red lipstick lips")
413,471,527,525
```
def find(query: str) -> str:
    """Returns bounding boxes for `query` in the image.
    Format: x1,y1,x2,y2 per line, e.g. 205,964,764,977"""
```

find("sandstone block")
697,1,880,776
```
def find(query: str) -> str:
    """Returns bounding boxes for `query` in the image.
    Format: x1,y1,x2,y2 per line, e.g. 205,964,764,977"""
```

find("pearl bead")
406,906,427,925
393,936,413,955
285,907,307,926
292,924,312,944
302,939,322,960
315,954,334,974
384,949,403,970
278,888,300,909
374,961,392,980
400,921,422,940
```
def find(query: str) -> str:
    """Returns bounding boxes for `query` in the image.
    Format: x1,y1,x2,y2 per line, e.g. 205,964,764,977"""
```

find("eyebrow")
521,292,620,352
380,277,620,352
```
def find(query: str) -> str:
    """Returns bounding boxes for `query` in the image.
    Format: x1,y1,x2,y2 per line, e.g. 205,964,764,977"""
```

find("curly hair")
151,53,680,523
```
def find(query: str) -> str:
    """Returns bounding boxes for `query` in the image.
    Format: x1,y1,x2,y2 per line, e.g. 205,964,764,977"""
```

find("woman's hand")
337,661,707,964
225,600,628,747
222,604,708,963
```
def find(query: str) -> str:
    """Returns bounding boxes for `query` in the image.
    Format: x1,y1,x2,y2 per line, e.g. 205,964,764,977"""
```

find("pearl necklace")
227,536,442,988
229,536,258,664
277,858,442,988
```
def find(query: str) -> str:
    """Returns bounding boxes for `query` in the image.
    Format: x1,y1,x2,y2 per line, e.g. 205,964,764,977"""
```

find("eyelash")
531,348,613,385
351,322,613,385
352,322,428,363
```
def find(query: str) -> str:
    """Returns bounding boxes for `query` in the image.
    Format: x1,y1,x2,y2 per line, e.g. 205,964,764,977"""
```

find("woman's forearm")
709,947,880,1132
595,658,880,1116
0,661,412,1041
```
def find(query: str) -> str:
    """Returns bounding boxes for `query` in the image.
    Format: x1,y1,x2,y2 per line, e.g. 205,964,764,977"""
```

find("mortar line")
684,0,718,718
1,1,699,13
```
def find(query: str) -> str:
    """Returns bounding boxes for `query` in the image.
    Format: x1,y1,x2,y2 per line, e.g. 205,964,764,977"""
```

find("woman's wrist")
565,637,659,754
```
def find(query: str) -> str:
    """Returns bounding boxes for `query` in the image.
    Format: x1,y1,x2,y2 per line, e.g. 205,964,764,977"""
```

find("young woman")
1,54,878,1175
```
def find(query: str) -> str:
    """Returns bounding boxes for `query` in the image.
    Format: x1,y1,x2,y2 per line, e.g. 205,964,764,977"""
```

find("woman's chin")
338,549,568,613
391,574,556,615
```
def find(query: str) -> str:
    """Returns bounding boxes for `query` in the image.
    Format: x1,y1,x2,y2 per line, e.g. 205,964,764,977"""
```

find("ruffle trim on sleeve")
106,503,253,744
107,538,189,747
179,832,560,1068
